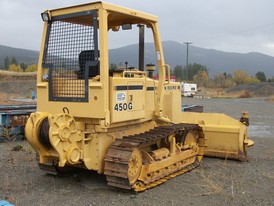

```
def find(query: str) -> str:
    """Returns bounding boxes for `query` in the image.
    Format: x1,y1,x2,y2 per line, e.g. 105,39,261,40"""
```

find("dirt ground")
0,135,273,206
0,80,36,105
1,78,274,205
0,123,273,206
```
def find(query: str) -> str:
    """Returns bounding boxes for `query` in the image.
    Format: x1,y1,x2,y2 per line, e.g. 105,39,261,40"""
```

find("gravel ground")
1,97,274,206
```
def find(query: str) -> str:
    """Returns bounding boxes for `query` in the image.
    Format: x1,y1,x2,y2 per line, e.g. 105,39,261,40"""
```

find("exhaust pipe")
138,24,145,71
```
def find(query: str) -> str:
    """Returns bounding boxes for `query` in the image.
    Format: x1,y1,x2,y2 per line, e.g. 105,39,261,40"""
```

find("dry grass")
186,169,223,197
183,158,258,206
206,90,253,99
0,70,36,77
238,90,252,98
266,95,274,102
197,87,253,99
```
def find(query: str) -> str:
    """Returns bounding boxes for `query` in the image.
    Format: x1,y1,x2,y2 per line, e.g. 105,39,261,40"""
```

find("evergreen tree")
11,56,18,65
109,63,118,70
4,56,10,69
20,63,28,71
255,71,266,82
173,65,183,81
183,63,208,81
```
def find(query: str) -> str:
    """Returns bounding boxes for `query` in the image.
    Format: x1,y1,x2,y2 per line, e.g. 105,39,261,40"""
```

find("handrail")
122,70,146,78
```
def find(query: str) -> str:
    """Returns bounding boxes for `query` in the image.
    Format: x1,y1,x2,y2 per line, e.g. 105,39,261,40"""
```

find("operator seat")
76,50,100,79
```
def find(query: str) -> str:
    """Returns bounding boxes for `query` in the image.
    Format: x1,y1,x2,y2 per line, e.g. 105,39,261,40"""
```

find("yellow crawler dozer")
25,2,254,192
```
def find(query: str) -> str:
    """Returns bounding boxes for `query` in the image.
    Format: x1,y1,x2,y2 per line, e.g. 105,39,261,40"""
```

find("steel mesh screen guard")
43,10,98,102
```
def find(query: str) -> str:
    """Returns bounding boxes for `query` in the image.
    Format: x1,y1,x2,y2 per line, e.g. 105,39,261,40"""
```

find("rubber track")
104,123,203,191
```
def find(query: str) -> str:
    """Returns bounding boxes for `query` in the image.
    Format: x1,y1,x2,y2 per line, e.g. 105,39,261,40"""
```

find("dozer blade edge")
180,112,254,161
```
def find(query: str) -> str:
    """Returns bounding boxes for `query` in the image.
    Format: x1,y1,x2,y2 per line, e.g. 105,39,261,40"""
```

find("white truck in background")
181,82,197,97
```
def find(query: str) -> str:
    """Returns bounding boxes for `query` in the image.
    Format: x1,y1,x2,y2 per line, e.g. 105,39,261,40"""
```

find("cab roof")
47,1,158,27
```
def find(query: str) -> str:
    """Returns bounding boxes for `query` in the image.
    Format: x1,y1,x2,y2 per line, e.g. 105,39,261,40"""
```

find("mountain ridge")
0,45,39,67
1,42,274,78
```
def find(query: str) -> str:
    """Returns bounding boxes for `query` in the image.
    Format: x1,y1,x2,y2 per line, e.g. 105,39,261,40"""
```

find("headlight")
41,12,50,22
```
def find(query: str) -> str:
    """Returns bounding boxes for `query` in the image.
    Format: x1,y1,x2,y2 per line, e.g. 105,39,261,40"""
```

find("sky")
1,0,274,57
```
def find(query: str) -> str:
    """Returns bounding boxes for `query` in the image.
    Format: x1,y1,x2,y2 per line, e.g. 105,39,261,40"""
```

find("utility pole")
184,42,192,81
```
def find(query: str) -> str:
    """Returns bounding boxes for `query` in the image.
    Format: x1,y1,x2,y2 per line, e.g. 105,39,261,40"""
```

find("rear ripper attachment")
104,124,205,192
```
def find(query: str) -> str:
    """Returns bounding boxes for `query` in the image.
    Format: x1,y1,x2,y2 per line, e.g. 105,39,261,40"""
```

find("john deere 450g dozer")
25,2,254,192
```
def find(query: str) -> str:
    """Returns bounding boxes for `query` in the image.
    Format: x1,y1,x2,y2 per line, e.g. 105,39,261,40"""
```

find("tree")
20,63,28,71
4,56,10,69
186,63,208,81
223,72,232,79
269,77,274,82
223,72,227,79
233,70,249,85
25,64,37,72
255,71,266,82
245,76,260,83
8,64,23,72
173,65,183,81
193,70,208,87
109,63,117,70
212,73,226,87
11,56,18,65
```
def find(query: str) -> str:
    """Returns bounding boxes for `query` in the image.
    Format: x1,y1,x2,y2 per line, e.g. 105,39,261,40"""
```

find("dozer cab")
25,1,254,192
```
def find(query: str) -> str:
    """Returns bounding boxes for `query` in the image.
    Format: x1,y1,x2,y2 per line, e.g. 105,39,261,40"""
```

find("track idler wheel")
128,148,143,184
